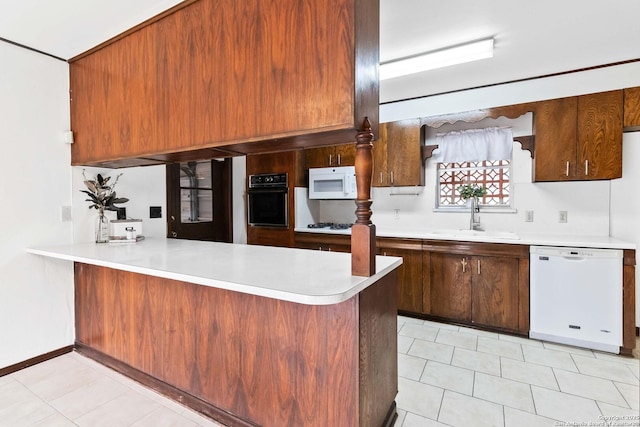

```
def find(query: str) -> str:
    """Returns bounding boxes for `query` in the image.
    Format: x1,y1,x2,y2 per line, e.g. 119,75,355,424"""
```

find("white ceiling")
2,0,639,103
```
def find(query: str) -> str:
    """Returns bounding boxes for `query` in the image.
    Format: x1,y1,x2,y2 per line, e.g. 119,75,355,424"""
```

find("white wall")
0,43,74,368
71,165,168,242
72,156,248,244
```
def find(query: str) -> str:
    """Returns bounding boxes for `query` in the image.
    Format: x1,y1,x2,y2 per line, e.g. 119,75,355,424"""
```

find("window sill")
433,207,517,214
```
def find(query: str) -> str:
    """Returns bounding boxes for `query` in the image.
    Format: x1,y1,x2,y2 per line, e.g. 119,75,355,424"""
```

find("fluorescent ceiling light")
380,38,494,80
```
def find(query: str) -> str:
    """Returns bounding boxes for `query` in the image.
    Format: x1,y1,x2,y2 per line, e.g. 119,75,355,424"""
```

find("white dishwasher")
530,246,623,353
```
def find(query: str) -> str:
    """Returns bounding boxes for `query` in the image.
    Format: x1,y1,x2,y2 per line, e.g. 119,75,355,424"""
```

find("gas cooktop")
307,222,353,230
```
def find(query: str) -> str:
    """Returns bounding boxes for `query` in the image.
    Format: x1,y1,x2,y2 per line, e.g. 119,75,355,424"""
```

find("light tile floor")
0,352,223,427
0,316,638,427
396,316,640,427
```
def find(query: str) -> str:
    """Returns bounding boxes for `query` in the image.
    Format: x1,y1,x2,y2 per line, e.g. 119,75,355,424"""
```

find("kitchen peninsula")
28,239,402,427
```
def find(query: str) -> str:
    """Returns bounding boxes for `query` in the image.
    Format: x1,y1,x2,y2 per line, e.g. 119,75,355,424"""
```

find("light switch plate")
559,211,568,223
60,205,72,222
525,210,534,222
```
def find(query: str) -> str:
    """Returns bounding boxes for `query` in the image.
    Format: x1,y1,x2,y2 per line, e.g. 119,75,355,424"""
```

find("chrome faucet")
469,197,483,231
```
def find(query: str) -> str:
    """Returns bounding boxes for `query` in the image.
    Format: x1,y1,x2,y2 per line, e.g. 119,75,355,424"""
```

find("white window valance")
432,126,513,163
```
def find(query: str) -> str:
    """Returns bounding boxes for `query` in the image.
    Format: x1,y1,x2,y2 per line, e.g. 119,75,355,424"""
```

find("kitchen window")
437,160,511,208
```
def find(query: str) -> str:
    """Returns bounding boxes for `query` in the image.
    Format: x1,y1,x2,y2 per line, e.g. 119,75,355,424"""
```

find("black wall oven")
247,173,288,227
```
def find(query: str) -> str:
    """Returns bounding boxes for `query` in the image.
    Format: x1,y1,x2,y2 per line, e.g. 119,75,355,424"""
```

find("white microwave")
308,166,357,199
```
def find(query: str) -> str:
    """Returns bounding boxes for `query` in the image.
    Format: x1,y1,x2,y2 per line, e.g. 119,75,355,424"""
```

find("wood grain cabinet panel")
377,238,423,314
471,256,519,330
374,120,424,187
533,90,622,181
532,97,578,182
70,0,379,167
294,233,351,253
423,241,530,335
429,253,472,322
305,143,356,168
75,263,398,427
576,91,623,180
623,86,640,129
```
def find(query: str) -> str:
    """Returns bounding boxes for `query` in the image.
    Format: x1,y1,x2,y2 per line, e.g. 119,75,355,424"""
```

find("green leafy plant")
81,170,129,213
457,184,487,200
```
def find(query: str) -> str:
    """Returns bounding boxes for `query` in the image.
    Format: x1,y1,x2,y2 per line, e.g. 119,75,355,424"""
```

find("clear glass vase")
95,211,109,243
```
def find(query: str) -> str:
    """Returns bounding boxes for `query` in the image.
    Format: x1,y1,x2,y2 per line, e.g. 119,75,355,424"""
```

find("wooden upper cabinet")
373,119,424,187
532,97,578,182
576,91,623,180
623,86,640,129
305,143,356,168
533,90,622,181
70,0,379,167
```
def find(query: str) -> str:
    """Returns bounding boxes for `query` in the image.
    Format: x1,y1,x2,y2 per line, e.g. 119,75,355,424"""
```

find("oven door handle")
247,187,288,194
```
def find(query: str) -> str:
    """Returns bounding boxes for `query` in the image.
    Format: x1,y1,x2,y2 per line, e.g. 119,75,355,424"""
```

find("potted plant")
457,184,487,206
81,170,129,242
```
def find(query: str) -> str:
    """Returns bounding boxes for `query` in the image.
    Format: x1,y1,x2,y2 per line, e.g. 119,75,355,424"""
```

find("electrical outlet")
525,210,534,222
559,211,568,223
394,209,400,220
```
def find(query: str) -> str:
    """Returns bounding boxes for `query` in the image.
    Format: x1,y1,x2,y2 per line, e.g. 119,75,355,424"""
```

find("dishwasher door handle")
562,256,587,261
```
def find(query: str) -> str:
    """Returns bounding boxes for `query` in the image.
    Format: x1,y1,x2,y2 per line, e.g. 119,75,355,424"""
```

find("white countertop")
294,227,636,250
27,239,403,306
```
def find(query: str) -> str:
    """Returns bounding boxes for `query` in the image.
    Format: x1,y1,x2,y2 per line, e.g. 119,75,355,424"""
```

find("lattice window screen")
438,161,510,207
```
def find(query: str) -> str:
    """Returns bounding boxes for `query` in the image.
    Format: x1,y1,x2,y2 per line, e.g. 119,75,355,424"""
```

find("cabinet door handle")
383,251,387,256
380,172,383,184
477,259,481,275
328,154,333,165
566,161,570,177
461,258,467,273
337,154,341,166
585,160,589,176
391,171,394,185
171,231,178,237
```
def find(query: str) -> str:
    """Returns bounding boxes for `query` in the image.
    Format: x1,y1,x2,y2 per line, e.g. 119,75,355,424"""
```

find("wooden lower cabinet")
377,238,423,314
429,252,471,322
294,232,351,252
424,241,530,335
471,255,520,330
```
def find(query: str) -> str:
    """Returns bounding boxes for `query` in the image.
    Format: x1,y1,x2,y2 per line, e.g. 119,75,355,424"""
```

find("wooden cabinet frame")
422,240,530,335
70,0,379,167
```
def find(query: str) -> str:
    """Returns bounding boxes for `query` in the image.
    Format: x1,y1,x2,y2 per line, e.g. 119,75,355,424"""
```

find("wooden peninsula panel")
74,263,398,427
70,0,379,167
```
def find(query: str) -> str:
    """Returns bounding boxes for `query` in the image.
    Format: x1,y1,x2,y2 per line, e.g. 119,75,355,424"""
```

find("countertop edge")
26,245,403,306
293,228,636,250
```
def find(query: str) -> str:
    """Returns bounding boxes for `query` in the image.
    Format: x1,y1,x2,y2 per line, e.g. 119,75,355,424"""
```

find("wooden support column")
352,117,376,276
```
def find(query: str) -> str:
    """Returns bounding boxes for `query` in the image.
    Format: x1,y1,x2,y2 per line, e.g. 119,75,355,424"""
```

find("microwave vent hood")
308,166,357,200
